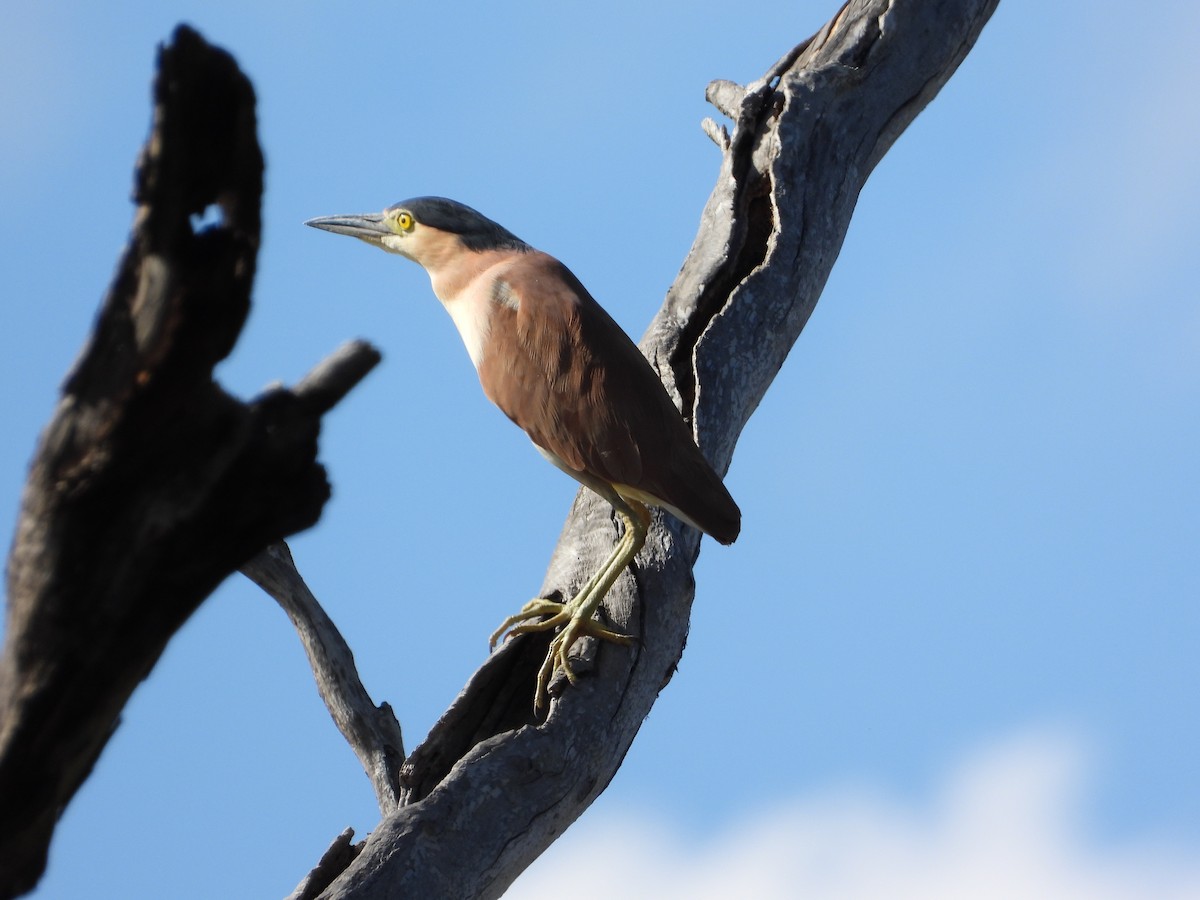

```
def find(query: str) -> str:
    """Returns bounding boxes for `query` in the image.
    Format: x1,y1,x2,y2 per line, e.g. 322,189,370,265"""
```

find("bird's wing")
479,252,648,488
477,251,739,545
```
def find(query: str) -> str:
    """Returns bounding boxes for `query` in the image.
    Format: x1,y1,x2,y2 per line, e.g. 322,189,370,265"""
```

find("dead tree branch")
241,541,405,814
0,26,377,899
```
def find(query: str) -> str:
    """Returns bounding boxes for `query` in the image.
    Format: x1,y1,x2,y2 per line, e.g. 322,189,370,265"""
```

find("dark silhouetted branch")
0,26,377,899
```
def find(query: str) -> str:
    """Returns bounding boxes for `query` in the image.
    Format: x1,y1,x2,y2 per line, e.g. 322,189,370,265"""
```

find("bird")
306,197,740,709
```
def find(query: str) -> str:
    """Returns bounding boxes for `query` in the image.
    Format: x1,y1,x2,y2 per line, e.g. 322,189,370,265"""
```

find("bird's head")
306,196,528,270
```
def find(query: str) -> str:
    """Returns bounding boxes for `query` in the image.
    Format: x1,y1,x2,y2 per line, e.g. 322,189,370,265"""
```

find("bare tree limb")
305,1,1000,897
241,541,405,813
0,27,376,899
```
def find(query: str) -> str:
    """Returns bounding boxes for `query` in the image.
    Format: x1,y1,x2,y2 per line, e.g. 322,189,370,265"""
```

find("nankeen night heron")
307,197,740,709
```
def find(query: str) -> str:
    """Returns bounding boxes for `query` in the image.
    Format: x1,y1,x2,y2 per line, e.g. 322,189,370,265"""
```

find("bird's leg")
538,500,649,708
490,497,649,708
487,562,618,648
486,544,628,648
488,496,646,647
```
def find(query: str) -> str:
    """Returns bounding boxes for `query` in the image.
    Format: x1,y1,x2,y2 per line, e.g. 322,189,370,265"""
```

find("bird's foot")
533,613,633,710
489,596,632,710
488,598,566,649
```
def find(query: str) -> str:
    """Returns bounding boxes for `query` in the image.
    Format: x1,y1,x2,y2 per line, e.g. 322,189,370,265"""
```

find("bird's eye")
392,211,415,233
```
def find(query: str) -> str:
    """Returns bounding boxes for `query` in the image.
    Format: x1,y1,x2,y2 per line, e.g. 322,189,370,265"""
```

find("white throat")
440,290,492,368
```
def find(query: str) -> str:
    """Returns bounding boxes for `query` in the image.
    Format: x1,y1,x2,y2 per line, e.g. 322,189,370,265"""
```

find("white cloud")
511,732,1200,899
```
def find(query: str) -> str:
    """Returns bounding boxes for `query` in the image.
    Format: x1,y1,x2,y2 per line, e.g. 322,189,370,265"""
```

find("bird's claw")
532,615,633,710
490,597,633,710
488,598,568,649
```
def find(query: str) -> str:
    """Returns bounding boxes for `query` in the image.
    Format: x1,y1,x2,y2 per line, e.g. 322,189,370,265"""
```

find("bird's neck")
425,248,512,303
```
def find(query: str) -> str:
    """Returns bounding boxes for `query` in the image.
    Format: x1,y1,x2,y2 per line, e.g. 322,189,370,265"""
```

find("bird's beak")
305,213,391,247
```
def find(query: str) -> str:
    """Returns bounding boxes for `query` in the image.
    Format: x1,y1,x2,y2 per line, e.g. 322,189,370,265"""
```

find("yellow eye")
392,211,415,232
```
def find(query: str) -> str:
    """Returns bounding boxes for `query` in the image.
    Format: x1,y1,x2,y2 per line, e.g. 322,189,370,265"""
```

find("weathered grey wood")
287,828,363,900
308,0,1000,897
241,540,405,813
0,28,378,899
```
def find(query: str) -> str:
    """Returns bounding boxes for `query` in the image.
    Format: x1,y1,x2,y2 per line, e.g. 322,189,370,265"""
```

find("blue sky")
2,2,1198,897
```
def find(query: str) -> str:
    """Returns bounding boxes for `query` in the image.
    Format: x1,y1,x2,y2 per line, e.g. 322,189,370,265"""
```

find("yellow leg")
491,497,650,710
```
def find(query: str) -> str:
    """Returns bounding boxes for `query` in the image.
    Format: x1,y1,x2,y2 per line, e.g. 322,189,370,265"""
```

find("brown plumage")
478,251,740,545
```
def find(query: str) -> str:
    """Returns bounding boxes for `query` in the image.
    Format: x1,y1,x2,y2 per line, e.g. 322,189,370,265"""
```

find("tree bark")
308,0,1000,897
0,27,378,899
